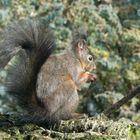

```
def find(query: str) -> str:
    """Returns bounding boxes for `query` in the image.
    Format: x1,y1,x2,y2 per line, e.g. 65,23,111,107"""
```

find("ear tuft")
72,28,87,48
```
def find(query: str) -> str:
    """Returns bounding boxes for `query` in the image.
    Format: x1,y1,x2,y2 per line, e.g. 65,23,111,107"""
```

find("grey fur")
3,21,56,125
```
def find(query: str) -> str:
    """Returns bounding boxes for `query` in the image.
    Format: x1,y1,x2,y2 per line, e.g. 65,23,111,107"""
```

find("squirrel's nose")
93,66,96,70
92,64,96,70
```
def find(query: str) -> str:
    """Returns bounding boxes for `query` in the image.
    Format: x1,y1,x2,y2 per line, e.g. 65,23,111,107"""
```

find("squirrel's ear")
71,28,88,50
77,39,87,50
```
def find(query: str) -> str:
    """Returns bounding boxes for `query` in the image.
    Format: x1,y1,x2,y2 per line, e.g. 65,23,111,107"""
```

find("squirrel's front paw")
87,73,97,82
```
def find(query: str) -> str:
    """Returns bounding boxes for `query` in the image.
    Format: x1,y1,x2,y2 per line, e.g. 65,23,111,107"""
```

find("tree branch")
103,85,140,116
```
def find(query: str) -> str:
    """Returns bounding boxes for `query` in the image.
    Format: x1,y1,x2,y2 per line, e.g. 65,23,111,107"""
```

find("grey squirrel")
0,21,97,126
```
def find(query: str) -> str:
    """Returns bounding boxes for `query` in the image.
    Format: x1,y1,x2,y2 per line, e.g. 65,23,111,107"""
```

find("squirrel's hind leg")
40,79,80,122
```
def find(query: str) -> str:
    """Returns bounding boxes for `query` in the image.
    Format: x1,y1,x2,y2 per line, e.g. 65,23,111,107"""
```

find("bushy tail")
3,21,56,109
0,34,20,70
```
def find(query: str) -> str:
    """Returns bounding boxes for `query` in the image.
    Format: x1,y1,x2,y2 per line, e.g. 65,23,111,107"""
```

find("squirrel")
0,21,97,126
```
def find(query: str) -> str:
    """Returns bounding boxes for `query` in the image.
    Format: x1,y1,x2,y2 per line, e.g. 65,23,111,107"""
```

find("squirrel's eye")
87,55,93,62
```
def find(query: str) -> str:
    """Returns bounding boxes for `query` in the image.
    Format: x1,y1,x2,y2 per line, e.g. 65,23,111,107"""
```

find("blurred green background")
0,0,140,124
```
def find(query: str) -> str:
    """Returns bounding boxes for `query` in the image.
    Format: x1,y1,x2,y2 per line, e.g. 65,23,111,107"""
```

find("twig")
103,85,140,116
